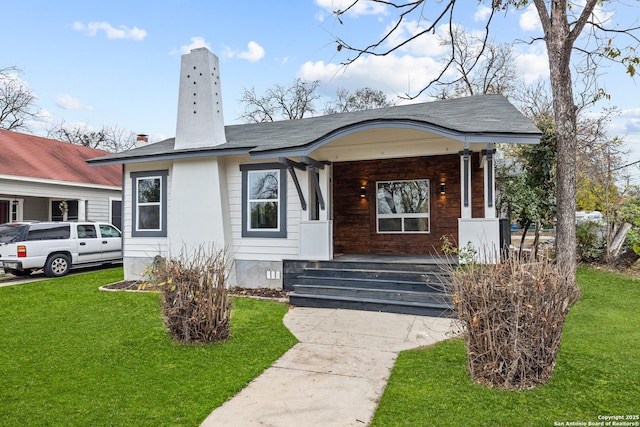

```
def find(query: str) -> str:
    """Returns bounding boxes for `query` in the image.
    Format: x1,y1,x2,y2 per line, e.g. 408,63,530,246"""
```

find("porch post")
482,144,496,219
460,147,472,219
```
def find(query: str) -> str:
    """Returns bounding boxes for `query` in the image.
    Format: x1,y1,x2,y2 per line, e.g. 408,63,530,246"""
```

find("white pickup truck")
0,221,122,277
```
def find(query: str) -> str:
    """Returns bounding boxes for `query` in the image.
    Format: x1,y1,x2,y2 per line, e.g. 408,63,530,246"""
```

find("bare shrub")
148,246,231,344
450,256,580,390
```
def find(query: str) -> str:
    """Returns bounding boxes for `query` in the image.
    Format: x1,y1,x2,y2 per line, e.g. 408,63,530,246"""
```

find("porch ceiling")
312,127,481,162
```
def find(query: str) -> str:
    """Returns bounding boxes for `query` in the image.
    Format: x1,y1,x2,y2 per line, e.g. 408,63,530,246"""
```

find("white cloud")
225,41,265,62
315,0,387,17
55,94,94,111
72,21,147,41
474,5,492,22
238,41,266,62
383,20,450,58
619,108,640,134
299,53,443,101
519,4,541,32
179,37,211,55
514,45,549,83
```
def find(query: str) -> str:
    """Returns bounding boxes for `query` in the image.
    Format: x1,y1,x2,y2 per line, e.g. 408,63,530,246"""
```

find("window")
51,200,78,221
110,199,122,231
26,224,71,240
131,170,168,237
100,224,121,238
77,224,97,239
241,164,287,238
376,179,430,233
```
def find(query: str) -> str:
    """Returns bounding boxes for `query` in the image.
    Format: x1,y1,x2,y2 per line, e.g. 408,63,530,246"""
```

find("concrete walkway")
201,307,456,427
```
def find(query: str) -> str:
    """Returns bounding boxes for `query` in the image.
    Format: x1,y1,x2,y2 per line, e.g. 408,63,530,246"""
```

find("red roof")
0,129,122,187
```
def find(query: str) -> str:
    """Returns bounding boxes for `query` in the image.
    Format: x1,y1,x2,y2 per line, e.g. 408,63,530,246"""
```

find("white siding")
122,161,172,260
0,177,121,222
226,156,302,262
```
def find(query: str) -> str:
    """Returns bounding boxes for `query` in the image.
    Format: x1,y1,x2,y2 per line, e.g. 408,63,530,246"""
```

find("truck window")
77,224,97,239
26,224,71,241
99,224,121,238
0,224,28,243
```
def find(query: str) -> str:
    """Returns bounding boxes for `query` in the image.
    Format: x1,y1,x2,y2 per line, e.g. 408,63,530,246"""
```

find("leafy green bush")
576,220,604,262
627,218,640,256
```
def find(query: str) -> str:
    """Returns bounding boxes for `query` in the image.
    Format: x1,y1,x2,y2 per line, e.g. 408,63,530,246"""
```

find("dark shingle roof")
89,94,541,165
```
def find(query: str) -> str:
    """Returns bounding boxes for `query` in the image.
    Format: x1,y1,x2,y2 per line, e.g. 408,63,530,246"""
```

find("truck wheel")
44,254,71,277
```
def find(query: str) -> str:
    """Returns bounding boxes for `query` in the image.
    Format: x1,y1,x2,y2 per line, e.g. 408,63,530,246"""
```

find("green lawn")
0,268,297,426
372,267,640,426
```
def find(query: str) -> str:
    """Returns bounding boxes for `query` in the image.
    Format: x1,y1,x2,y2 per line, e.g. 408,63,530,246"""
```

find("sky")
2,0,639,176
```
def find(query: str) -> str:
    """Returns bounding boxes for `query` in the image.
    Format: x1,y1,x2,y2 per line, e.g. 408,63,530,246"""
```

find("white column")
483,145,496,219
78,199,86,221
460,149,472,219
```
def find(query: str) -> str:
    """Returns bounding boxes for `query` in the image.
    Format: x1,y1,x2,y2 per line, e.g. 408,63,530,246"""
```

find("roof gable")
0,129,122,187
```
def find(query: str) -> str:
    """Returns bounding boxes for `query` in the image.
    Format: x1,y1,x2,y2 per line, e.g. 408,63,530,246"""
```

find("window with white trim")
131,170,168,237
376,179,430,233
240,164,287,238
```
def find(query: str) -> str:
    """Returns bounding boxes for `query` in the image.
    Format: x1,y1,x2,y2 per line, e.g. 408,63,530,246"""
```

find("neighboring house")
89,47,541,288
0,129,122,228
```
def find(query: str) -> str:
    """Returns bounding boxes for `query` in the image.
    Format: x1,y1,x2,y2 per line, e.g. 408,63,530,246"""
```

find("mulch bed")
100,280,289,300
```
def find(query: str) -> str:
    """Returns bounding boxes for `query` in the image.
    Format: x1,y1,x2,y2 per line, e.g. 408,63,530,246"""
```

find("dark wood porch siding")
333,153,484,255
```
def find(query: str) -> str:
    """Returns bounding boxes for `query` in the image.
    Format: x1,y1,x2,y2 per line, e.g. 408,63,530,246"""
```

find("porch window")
241,164,287,238
131,170,168,237
51,200,78,221
376,179,430,233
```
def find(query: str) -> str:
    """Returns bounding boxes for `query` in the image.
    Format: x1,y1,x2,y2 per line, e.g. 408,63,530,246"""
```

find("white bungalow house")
0,129,122,228
89,48,541,300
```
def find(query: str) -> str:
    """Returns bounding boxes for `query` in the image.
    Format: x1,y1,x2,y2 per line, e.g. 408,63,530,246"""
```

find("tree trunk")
533,221,541,260
609,223,632,258
519,220,531,259
543,2,578,283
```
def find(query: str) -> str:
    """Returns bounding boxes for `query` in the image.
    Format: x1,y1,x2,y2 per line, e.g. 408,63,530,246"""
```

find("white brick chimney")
175,47,226,150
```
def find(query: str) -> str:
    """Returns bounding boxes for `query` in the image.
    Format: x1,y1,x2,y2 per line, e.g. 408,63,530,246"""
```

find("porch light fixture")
440,181,446,195
360,186,366,198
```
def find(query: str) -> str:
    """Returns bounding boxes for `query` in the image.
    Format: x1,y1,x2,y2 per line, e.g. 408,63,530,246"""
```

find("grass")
0,268,297,426
372,267,640,426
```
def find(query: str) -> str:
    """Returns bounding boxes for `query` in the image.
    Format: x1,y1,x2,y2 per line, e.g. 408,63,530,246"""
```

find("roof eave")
87,147,254,166
248,117,541,160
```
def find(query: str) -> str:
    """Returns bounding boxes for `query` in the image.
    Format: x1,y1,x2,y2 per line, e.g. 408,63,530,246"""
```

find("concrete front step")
292,284,450,304
296,274,448,293
288,293,453,317
284,258,455,317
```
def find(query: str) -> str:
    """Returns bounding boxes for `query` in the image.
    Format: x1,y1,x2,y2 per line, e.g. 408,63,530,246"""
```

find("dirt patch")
229,286,289,300
100,281,289,300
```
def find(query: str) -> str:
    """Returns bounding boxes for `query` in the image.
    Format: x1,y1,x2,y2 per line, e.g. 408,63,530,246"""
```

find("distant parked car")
0,222,122,277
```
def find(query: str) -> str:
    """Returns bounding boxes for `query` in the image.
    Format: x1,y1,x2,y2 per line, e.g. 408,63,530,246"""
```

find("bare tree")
324,87,394,114
47,121,137,153
0,66,40,131
432,27,518,98
332,0,640,282
239,78,320,123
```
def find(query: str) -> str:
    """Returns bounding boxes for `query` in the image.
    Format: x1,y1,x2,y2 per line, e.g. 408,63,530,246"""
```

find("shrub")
449,256,580,390
627,220,640,257
149,246,231,344
576,220,604,262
